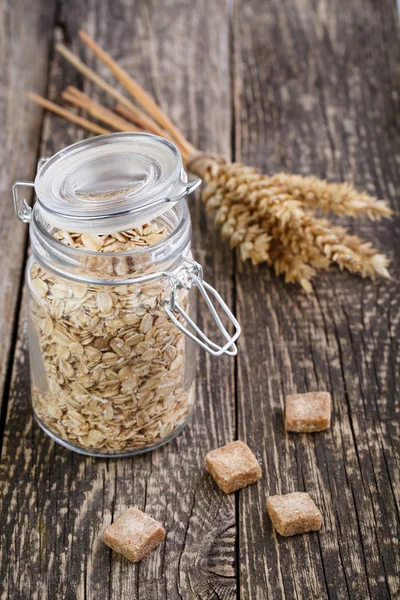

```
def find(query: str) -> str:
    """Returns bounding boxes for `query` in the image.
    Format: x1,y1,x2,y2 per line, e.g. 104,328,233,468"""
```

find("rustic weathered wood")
0,0,56,435
1,0,400,598
0,1,235,599
234,0,400,598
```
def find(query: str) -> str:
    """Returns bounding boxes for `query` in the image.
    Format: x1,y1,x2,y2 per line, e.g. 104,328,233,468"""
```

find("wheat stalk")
267,172,392,220
197,161,391,289
28,33,393,292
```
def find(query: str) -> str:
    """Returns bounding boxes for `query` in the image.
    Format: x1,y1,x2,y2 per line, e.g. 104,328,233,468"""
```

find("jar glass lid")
33,133,200,234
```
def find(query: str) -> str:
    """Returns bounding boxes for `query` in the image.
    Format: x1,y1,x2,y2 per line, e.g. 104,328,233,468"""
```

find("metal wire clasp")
12,181,35,223
163,259,241,357
166,177,202,202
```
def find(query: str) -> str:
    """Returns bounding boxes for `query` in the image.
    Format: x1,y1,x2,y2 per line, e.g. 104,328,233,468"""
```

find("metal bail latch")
12,181,35,223
163,260,241,357
165,177,202,203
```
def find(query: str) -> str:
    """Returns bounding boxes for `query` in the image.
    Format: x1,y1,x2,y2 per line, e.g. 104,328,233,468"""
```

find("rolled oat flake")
13,133,240,456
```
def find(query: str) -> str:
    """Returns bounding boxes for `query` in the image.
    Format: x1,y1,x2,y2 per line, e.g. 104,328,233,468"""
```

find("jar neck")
29,201,192,285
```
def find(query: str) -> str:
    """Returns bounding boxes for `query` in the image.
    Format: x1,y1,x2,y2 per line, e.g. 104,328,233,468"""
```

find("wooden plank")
0,1,235,599
233,0,400,598
0,0,56,434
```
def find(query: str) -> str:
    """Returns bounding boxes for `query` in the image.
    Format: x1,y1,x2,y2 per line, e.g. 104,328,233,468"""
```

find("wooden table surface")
1,1,399,598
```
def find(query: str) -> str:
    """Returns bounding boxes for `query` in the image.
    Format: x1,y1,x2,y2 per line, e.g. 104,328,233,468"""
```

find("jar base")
33,411,194,458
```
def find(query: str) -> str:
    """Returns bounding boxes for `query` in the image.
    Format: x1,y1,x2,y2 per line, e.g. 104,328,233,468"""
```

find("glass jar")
13,133,240,457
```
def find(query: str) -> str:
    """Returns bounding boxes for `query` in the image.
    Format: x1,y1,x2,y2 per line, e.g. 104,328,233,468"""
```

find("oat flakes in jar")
12,133,240,457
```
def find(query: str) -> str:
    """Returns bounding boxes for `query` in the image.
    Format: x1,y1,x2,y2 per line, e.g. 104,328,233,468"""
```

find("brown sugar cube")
285,392,331,432
266,492,322,537
104,508,165,563
205,441,262,493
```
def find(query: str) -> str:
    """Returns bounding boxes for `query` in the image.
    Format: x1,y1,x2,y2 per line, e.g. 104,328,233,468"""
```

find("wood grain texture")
233,0,400,598
1,0,400,598
0,1,235,599
0,0,56,431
